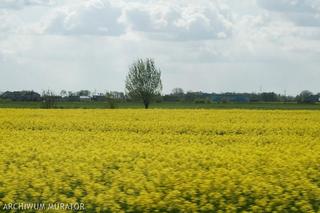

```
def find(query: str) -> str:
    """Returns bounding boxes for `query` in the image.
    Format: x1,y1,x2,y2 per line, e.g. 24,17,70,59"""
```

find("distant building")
0,91,41,101
80,96,91,101
106,91,125,100
303,95,319,104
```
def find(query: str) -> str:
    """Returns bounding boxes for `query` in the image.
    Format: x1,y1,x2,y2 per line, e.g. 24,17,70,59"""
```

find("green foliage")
107,99,118,109
125,58,162,109
41,90,57,109
77,90,91,96
296,90,318,104
260,92,278,102
194,98,212,104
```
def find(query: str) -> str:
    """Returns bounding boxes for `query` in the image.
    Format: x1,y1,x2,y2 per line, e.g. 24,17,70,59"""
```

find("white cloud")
257,0,320,26
0,0,55,10
257,0,319,12
122,1,233,40
0,10,19,34
40,0,125,36
29,0,234,40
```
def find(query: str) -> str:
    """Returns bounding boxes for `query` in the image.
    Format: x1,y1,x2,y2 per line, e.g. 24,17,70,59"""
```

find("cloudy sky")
0,0,319,95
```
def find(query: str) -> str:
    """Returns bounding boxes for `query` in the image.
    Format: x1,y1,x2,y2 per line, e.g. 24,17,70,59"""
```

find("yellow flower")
0,109,319,212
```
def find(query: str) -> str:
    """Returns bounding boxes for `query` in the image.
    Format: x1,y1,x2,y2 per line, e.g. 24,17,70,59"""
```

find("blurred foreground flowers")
0,109,319,212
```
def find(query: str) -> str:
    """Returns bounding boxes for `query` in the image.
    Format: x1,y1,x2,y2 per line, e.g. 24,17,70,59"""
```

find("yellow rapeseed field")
0,109,319,212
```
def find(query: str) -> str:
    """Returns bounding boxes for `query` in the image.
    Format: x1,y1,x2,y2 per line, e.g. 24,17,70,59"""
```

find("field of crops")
0,109,319,212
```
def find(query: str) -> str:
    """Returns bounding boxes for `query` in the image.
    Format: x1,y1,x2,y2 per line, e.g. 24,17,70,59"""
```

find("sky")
0,0,319,95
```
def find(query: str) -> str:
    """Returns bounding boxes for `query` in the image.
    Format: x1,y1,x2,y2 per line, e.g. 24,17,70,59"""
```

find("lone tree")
125,58,162,109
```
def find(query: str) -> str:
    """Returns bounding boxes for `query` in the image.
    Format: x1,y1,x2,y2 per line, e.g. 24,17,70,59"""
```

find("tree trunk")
143,100,149,109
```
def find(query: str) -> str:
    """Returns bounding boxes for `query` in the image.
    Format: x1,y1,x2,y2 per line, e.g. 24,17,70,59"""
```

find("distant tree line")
0,90,127,108
163,89,320,104
0,89,319,104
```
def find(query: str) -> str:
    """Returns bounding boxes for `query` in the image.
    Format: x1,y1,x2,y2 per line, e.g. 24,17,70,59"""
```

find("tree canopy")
125,58,162,109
